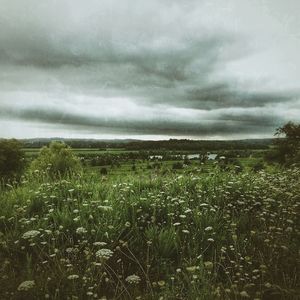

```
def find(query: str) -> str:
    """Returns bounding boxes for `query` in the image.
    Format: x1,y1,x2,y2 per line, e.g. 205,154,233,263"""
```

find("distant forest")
20,138,273,150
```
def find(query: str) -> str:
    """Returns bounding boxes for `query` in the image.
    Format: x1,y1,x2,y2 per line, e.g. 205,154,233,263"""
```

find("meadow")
0,146,299,299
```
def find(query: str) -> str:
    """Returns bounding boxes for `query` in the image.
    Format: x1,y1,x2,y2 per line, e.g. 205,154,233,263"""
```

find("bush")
31,141,82,177
100,167,108,175
172,162,183,169
0,139,25,180
252,161,265,172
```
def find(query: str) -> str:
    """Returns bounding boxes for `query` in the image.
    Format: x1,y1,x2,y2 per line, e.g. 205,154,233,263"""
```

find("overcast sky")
0,0,299,140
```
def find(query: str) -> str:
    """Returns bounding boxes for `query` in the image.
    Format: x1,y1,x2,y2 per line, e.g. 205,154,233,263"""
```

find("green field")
23,147,266,177
1,145,299,299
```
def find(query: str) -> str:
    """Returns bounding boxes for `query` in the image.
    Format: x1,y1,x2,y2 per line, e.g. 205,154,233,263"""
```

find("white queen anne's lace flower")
93,242,107,246
22,230,40,239
125,274,141,284
18,280,35,291
67,274,79,280
98,205,113,212
76,227,87,235
204,226,213,232
96,248,114,260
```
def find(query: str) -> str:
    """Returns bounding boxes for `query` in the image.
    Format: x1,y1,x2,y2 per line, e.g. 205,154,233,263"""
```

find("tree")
0,139,25,180
274,122,300,165
31,141,82,177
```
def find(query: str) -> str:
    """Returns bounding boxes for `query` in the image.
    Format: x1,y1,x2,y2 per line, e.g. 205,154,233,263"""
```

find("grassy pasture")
1,146,298,299
23,147,265,174
0,166,299,299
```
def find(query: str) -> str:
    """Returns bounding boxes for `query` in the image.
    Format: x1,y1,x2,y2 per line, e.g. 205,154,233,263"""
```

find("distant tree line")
123,139,272,151
21,138,273,151
1,122,299,182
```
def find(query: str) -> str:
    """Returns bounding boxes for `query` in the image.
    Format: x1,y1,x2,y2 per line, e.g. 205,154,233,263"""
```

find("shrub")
0,139,25,180
172,162,183,170
252,160,265,172
233,160,243,173
100,167,108,175
30,141,81,177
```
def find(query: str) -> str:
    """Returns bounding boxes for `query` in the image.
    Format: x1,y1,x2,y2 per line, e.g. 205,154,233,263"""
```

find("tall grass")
0,167,299,299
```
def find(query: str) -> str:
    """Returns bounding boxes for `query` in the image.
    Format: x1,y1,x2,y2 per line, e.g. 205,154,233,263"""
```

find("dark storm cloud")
0,0,299,138
0,104,287,137
183,85,297,110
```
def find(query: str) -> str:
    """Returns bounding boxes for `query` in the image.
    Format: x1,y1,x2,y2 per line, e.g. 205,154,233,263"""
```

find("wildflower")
96,249,114,260
157,280,165,287
204,226,213,231
240,291,250,298
18,280,35,291
76,227,87,235
125,274,141,284
186,266,197,273
98,206,113,212
204,261,214,270
22,230,40,239
264,282,272,288
93,242,107,247
66,248,74,253
68,274,79,280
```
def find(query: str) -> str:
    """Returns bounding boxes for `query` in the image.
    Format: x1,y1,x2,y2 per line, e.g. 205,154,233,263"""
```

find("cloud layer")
0,0,299,139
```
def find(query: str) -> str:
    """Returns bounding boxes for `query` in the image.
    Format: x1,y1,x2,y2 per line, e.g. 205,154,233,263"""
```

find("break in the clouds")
0,0,300,139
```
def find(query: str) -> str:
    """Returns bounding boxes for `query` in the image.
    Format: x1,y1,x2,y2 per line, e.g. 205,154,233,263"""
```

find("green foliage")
100,167,108,175
30,141,82,177
145,226,179,259
251,160,265,172
0,158,299,299
0,139,25,180
273,121,300,165
172,161,183,169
